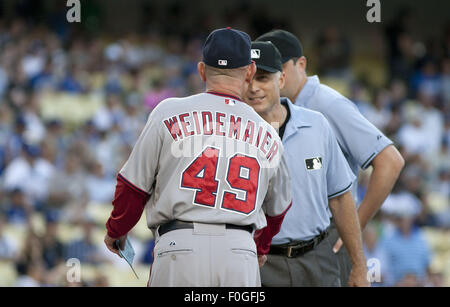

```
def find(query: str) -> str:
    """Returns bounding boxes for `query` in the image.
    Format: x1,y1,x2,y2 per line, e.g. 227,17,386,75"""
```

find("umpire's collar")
281,97,312,141
282,98,312,129
295,75,320,107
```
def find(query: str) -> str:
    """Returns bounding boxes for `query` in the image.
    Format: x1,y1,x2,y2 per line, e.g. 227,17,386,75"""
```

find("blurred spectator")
433,168,450,228
141,239,156,265
14,227,45,286
435,168,450,200
43,119,67,169
41,214,65,270
14,261,44,287
395,273,423,287
350,81,369,111
90,272,110,287
4,115,27,162
29,58,56,91
315,26,352,79
121,96,147,147
72,120,100,154
0,66,8,98
381,208,432,286
94,127,124,179
85,161,115,203
411,59,441,99
144,79,176,110
3,188,32,224
47,153,88,222
426,272,445,287
383,80,408,137
0,107,12,161
21,94,46,144
428,133,450,178
0,214,18,260
92,94,125,133
397,110,429,155
385,8,417,83
59,64,85,93
360,88,393,131
445,118,450,150
362,224,390,286
65,219,104,265
401,167,437,226
415,90,445,156
2,144,54,207
441,57,450,103
390,79,409,107
20,44,45,81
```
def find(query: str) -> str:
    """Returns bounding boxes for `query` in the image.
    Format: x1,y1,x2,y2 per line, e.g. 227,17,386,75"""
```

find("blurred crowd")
0,5,449,286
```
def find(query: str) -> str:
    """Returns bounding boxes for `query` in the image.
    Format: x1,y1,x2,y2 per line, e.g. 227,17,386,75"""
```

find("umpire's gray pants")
328,219,352,287
148,223,260,287
260,232,341,287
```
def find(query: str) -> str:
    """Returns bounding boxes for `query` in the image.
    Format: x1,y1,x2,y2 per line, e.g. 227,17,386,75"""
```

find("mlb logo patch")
218,60,228,66
225,99,235,106
305,157,323,170
251,49,260,59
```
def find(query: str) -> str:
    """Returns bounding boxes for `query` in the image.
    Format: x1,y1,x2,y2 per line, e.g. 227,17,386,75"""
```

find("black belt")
269,230,329,258
158,220,253,236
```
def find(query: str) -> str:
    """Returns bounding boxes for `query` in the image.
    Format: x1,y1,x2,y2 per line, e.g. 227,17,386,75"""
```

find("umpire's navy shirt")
272,98,355,244
294,76,393,205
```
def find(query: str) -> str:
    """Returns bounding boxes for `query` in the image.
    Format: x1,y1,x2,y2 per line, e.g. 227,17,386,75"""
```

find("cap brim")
281,56,292,64
255,64,281,73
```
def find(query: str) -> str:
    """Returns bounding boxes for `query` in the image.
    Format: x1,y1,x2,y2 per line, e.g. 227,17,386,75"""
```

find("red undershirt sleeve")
105,174,150,238
254,202,292,255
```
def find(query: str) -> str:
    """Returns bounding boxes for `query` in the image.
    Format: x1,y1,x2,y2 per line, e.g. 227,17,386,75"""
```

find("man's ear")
198,62,206,82
279,71,286,90
245,61,257,83
297,56,307,72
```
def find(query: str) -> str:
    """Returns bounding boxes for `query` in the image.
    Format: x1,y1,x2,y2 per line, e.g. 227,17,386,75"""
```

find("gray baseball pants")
260,230,341,287
148,223,260,287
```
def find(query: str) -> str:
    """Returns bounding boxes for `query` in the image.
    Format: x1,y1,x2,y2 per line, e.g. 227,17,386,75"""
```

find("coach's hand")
258,255,267,267
104,234,127,257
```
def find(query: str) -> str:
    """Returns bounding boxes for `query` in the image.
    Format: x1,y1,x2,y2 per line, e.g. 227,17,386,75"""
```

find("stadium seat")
0,261,17,287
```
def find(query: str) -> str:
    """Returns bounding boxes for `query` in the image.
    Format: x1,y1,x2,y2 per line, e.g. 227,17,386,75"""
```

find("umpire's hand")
348,265,371,287
104,234,127,257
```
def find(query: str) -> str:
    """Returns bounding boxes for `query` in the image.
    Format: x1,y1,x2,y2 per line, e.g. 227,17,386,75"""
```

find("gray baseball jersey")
294,76,393,205
119,91,291,231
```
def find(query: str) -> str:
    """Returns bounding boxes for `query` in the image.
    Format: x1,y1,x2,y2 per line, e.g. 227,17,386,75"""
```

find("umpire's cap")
251,41,283,73
256,30,303,63
203,27,252,69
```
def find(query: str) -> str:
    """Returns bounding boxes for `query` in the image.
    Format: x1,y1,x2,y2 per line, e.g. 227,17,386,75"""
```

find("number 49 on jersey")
180,146,260,215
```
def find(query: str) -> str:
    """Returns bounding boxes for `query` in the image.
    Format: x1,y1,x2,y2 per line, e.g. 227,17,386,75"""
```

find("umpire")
256,30,405,286
244,41,369,287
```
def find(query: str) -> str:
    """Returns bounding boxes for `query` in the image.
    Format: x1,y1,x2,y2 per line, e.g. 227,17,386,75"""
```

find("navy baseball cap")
202,27,252,69
251,41,283,73
256,30,303,63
